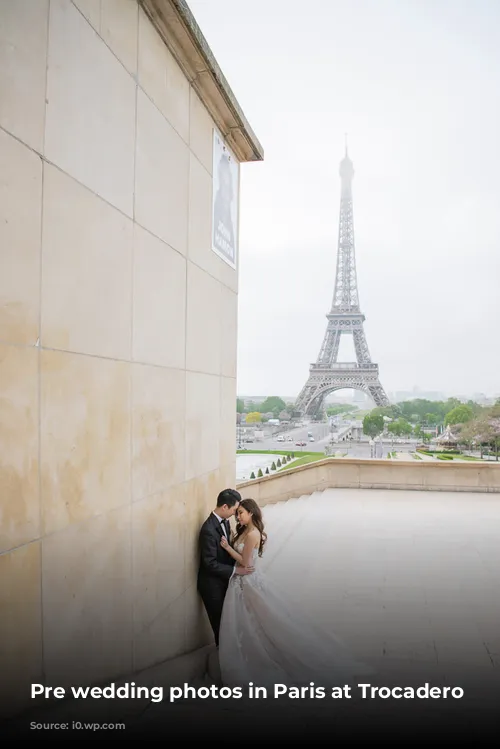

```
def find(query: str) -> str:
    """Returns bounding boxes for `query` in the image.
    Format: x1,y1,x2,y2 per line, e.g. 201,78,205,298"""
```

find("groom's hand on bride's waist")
234,566,254,575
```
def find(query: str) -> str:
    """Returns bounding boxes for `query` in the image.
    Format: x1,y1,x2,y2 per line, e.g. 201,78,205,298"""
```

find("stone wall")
0,0,259,719
237,458,500,505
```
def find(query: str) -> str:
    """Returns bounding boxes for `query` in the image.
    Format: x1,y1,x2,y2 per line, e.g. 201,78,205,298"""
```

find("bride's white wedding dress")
219,541,373,689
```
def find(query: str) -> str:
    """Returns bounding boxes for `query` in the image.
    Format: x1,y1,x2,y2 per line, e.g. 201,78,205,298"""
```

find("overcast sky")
188,0,500,399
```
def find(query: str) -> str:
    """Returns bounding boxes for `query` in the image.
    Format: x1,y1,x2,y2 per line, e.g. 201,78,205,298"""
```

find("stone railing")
236,458,500,506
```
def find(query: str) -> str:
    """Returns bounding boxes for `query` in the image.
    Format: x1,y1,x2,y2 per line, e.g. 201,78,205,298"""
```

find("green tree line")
362,397,498,445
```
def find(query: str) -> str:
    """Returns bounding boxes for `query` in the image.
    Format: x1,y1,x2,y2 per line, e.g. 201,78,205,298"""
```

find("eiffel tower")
295,140,390,417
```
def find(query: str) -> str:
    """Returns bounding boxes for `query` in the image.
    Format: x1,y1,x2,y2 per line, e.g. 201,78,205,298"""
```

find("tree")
250,472,255,479
245,411,262,424
279,410,291,421
414,426,432,444
467,400,484,416
387,418,413,437
363,412,384,438
277,458,282,467
236,398,245,413
443,397,461,413
400,420,413,436
257,468,263,477
271,461,276,470
445,404,474,426
265,467,269,474
260,397,287,416
460,403,500,459
326,404,358,417
372,405,402,420
387,422,400,437
397,397,466,424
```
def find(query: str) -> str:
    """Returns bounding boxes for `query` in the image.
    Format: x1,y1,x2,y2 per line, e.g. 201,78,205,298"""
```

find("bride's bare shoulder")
248,528,261,544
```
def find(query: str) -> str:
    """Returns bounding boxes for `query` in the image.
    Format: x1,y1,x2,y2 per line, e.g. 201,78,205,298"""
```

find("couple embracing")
197,489,373,689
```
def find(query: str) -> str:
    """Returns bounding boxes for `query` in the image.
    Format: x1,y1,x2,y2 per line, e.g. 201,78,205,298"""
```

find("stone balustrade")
237,458,500,505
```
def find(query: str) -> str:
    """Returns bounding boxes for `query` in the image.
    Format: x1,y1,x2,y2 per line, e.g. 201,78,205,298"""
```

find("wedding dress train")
218,542,373,689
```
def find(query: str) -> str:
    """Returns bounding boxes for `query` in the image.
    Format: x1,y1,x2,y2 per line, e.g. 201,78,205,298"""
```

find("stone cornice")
139,0,264,163
236,456,500,495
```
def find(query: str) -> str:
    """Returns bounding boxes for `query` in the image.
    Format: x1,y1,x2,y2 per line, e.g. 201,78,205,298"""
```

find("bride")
218,498,373,689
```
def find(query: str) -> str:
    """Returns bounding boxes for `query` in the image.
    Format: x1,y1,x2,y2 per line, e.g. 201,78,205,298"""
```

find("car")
276,435,285,442
296,441,307,446
309,436,315,442
286,436,293,442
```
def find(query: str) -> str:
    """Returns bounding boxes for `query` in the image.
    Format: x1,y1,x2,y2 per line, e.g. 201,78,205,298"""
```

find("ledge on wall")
140,0,264,163
237,457,500,505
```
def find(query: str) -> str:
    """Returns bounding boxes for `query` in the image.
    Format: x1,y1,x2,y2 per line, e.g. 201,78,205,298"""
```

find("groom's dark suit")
197,513,235,646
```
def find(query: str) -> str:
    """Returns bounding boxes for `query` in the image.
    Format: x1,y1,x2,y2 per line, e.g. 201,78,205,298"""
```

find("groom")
197,488,254,646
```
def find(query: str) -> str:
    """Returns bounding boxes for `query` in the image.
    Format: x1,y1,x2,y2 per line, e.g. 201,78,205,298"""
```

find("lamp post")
347,435,352,454
382,415,392,449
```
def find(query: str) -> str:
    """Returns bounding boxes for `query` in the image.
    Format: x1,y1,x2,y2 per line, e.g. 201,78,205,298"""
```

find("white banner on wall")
211,129,239,269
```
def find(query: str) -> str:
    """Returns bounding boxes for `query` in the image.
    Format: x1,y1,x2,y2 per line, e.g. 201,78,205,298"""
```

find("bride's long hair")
233,498,267,557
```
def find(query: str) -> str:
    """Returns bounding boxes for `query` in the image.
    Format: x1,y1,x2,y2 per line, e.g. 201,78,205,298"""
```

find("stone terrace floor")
260,487,500,673
3,488,500,738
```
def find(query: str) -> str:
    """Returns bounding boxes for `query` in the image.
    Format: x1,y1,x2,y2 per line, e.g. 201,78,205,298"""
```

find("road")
239,421,420,458
241,422,329,452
